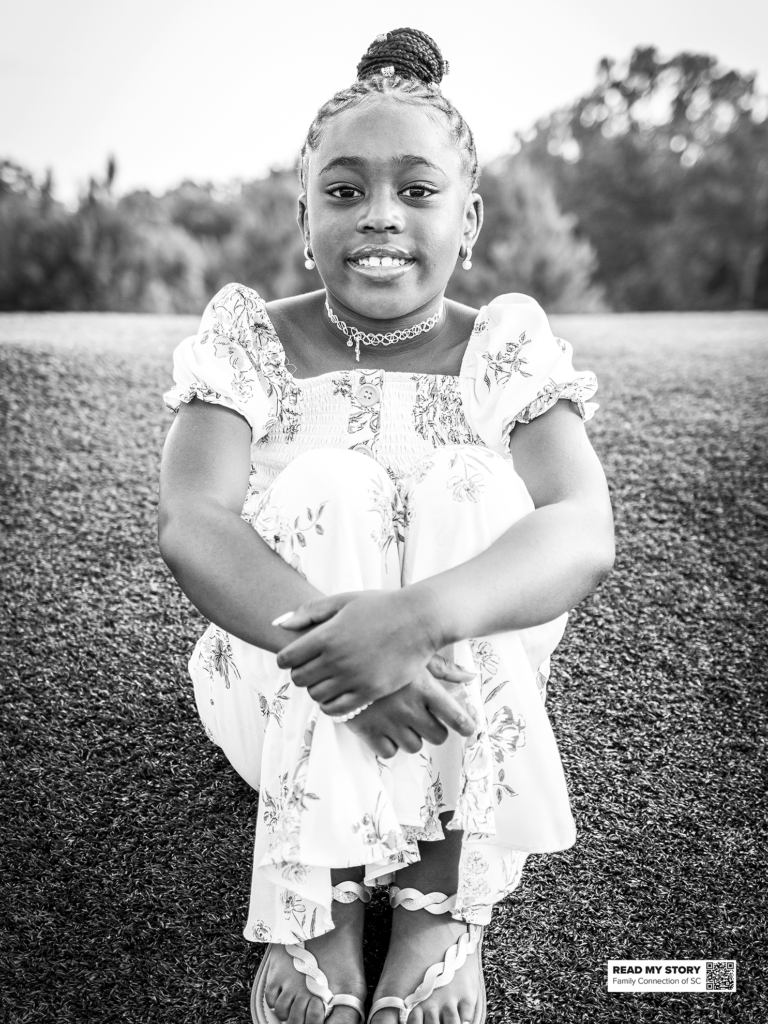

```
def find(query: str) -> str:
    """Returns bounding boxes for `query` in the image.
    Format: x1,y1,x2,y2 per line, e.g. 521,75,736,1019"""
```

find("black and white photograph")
1,2,765,1022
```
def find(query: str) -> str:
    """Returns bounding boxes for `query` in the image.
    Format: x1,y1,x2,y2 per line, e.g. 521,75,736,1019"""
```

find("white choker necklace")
324,299,444,362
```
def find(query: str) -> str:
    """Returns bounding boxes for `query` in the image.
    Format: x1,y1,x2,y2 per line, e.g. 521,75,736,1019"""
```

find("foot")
370,899,481,1024
264,896,367,1024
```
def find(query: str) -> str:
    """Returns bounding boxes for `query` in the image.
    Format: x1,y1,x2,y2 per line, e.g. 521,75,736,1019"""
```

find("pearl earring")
462,245,473,271
304,245,315,271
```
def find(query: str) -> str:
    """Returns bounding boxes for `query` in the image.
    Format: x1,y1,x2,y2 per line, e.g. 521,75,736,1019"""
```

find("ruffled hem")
512,376,599,430
189,626,577,945
459,293,599,453
163,380,233,415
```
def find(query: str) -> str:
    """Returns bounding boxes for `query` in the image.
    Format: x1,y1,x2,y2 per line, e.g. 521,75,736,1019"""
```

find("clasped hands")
273,589,476,759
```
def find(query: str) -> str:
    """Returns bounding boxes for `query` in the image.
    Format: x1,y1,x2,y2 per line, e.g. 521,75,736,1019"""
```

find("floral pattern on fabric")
482,330,533,388
249,489,327,578
469,639,527,806
459,293,599,454
444,449,490,503
333,369,384,455
168,282,303,441
258,682,291,729
166,285,594,943
199,628,240,689
514,378,596,428
368,476,409,568
411,374,481,447
262,717,320,883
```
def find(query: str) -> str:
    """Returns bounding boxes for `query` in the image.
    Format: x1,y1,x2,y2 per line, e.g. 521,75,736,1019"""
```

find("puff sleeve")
163,283,276,438
460,293,598,454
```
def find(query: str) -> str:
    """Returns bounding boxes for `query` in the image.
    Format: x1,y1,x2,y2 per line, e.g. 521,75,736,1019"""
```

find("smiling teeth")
354,256,408,268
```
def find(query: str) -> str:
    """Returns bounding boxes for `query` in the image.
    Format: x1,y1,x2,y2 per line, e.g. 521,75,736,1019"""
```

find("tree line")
1,46,766,314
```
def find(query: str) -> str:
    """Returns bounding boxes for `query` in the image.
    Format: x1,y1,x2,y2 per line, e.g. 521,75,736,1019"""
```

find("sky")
3,0,767,201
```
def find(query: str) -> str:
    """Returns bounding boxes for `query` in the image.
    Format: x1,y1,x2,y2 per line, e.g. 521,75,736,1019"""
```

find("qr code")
706,960,736,991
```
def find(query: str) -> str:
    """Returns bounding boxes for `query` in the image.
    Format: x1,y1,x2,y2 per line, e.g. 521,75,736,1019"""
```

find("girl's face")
300,96,482,321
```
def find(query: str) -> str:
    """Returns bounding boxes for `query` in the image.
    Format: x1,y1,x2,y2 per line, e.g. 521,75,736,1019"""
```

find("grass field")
1,310,766,1024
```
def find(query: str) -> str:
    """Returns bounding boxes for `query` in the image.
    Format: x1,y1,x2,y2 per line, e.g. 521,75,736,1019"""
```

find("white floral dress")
163,283,599,944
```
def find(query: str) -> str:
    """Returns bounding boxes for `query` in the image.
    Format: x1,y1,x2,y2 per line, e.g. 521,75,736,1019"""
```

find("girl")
159,27,614,1024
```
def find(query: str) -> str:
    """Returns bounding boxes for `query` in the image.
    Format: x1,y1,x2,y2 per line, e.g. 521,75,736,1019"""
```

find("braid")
357,28,446,84
299,28,478,192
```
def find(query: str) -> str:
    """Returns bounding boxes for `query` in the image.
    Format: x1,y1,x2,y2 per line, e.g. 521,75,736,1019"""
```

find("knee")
406,445,530,506
274,447,392,502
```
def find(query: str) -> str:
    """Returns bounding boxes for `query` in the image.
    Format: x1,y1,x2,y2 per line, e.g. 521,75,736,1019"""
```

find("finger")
272,593,356,631
307,677,354,705
374,736,399,759
411,711,449,747
318,691,364,717
288,656,333,688
426,653,477,683
393,726,423,755
275,630,327,670
424,684,475,738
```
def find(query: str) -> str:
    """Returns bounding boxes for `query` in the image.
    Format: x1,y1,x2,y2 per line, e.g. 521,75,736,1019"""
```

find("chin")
340,278,438,320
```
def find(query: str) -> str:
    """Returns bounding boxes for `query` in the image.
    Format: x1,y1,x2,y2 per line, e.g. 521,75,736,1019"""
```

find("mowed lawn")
1,309,766,1024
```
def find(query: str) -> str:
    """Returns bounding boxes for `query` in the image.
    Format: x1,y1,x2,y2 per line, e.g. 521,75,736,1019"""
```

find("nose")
357,188,404,234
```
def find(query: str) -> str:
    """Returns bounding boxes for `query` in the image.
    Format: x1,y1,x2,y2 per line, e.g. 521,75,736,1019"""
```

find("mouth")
347,248,414,271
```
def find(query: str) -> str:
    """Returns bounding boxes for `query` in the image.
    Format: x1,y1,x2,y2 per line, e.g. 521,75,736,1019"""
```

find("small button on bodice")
355,383,380,407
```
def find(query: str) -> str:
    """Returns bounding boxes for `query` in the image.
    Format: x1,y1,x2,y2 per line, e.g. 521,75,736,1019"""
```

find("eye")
400,183,437,200
327,184,363,200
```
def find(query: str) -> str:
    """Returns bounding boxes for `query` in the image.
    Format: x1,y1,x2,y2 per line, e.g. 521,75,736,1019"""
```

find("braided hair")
300,28,478,191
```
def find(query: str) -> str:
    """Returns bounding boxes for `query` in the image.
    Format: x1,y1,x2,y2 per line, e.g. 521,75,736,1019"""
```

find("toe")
305,994,326,1024
329,1007,364,1024
456,998,474,1024
287,993,309,1024
439,1007,460,1024
369,1009,400,1024
274,989,295,1022
265,976,281,1009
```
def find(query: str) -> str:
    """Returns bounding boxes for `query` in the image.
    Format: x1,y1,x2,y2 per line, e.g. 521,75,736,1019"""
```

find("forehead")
310,95,463,180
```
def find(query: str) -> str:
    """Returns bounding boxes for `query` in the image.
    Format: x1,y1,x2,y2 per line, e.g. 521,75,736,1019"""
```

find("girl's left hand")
274,590,467,716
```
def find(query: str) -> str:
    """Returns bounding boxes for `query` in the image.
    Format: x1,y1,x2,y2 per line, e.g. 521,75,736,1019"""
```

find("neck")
322,290,446,344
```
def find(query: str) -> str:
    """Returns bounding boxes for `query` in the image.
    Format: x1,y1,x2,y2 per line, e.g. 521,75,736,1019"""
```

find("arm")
277,401,614,707
410,399,615,645
158,398,473,753
158,399,323,654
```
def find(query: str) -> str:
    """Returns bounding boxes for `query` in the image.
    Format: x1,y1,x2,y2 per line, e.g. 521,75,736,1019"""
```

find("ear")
462,191,483,250
297,192,309,244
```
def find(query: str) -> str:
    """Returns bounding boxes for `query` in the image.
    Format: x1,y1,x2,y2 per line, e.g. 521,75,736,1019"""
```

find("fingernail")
271,611,295,626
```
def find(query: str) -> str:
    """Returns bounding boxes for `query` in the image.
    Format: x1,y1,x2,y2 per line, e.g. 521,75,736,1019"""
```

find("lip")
347,246,413,260
346,246,415,281
347,260,414,282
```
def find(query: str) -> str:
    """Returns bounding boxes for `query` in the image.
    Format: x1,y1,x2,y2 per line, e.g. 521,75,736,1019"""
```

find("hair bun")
356,27,448,86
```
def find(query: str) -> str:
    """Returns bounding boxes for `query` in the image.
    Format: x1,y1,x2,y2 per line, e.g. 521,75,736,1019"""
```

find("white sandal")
367,886,485,1024
251,881,371,1024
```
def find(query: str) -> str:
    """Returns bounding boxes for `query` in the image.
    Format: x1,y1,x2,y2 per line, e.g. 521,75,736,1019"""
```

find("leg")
373,446,565,1024
192,447,401,791
260,870,370,1024
247,450,400,1024
371,824,482,1024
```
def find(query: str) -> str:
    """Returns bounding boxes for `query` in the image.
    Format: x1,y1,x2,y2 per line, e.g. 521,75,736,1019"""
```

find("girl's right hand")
342,666,476,759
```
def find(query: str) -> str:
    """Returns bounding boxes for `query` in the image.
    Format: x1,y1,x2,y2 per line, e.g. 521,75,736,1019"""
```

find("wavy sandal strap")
287,943,365,1022
406,924,481,1010
368,887,483,1024
388,885,457,915
332,880,372,904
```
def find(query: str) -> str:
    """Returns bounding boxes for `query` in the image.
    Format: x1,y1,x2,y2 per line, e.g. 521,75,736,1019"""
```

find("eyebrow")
318,155,445,175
